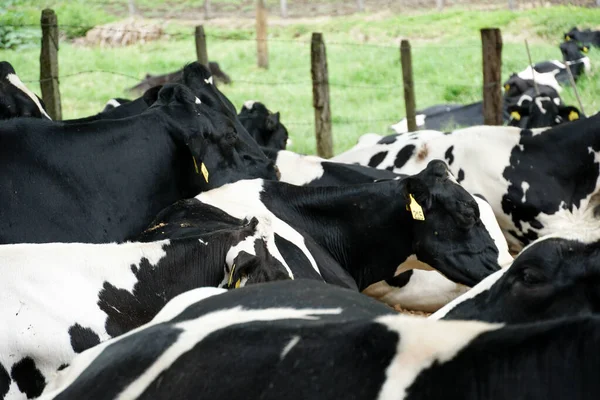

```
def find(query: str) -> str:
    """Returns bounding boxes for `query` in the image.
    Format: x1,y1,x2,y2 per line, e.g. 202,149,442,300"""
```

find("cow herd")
0,27,599,400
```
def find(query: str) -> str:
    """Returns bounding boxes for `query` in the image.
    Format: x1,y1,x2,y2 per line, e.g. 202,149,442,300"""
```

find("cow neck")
263,179,415,290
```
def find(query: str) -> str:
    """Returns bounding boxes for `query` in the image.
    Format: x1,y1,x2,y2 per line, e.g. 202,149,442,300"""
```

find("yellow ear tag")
235,279,241,288
568,110,579,121
583,46,589,53
201,162,209,183
408,194,425,221
510,111,521,121
227,263,236,287
192,156,200,174
504,84,510,91
565,35,571,41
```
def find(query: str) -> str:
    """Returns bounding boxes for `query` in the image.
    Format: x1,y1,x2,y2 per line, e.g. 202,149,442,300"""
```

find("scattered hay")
80,18,165,47
393,304,432,317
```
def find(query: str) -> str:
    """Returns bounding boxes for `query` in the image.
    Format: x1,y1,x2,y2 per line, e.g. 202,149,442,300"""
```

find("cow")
565,27,600,47
100,97,131,113
0,61,50,120
126,61,231,95
559,40,591,80
238,101,289,150
140,160,502,293
333,115,600,251
506,92,583,129
40,279,600,400
0,83,278,244
262,149,512,311
0,209,288,400
390,102,483,134
432,229,600,323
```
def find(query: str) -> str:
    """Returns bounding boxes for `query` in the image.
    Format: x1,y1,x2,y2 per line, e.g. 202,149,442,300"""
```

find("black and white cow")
100,97,131,113
565,27,600,48
506,92,583,129
238,100,289,150
40,279,600,400
0,83,278,244
334,116,600,251
0,209,288,400
559,40,591,80
266,149,513,311
432,230,600,323
390,102,483,134
0,61,50,120
142,160,502,292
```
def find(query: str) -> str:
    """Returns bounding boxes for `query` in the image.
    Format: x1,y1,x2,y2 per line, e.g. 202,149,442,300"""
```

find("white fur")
195,96,201,104
7,73,51,119
390,114,426,134
356,133,384,148
243,100,256,110
274,150,326,185
197,179,320,275
376,315,501,400
104,98,122,109
204,76,213,85
517,66,562,93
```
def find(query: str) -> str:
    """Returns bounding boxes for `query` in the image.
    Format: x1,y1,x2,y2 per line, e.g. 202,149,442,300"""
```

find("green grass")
1,5,600,155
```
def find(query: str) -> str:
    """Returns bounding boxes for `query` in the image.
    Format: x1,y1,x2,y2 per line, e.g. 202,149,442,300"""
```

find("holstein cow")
238,101,289,150
266,148,513,311
0,210,288,400
432,229,600,323
100,97,131,113
0,61,50,120
506,92,583,129
390,102,483,134
565,27,600,48
0,83,278,244
139,160,502,293
333,115,600,251
559,40,591,80
41,280,600,400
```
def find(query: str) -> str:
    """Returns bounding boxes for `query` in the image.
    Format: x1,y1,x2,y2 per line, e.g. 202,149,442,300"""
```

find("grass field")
2,4,600,154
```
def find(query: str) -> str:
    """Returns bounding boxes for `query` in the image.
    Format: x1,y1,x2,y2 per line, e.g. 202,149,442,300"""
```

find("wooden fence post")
481,28,503,126
280,0,288,18
204,0,211,19
400,40,417,132
311,33,333,159
40,9,61,120
508,0,515,10
128,0,138,16
256,0,269,69
195,25,209,68
436,0,444,10
357,0,365,12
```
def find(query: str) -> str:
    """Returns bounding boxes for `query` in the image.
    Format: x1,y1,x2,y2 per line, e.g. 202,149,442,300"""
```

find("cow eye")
521,268,544,285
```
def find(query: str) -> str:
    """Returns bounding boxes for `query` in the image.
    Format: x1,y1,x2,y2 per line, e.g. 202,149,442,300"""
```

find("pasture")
2,3,600,154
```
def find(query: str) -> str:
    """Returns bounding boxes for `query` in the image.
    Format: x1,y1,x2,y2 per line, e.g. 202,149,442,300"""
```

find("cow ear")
142,85,163,106
402,176,432,212
560,106,581,122
228,245,290,288
266,112,280,130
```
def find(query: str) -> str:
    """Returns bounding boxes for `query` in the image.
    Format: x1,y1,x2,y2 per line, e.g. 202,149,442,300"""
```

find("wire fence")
1,12,586,152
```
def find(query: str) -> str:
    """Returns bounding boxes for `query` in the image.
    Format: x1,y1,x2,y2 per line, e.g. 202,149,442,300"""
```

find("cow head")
0,61,51,120
560,40,591,77
225,239,291,289
150,83,278,192
238,101,289,150
400,160,500,287
503,73,533,99
437,233,600,323
507,96,583,129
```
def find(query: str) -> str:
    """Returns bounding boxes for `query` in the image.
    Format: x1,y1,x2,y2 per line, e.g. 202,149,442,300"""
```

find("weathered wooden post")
280,0,288,18
357,0,365,12
204,0,211,19
311,33,333,159
400,40,417,132
195,25,209,68
256,0,269,69
40,8,61,120
481,28,503,125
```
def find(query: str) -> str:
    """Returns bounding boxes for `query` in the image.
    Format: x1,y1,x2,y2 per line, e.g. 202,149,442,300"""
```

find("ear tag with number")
201,163,209,183
408,194,425,221
510,111,521,121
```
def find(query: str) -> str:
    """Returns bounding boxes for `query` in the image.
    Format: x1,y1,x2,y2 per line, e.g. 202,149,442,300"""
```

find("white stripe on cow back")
275,150,325,185
197,179,320,275
115,307,342,400
376,315,502,400
7,73,52,119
